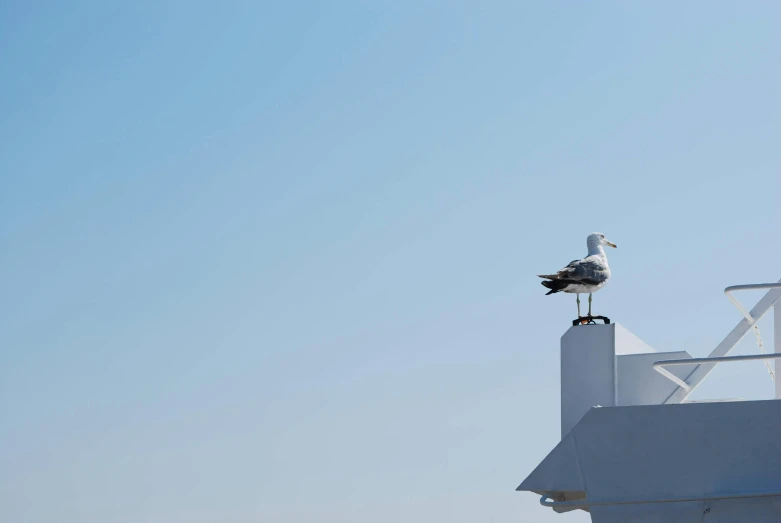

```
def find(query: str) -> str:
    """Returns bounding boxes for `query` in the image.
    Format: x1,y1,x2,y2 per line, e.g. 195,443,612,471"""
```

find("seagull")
538,232,617,317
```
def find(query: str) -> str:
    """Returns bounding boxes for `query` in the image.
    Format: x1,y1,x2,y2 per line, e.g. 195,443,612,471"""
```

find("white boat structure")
517,281,781,522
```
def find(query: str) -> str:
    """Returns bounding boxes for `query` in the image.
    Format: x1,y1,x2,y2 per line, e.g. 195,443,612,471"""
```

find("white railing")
725,283,781,322
654,353,781,391
656,281,781,404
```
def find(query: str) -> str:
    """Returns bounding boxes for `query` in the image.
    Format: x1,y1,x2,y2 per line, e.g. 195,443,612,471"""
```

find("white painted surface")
560,325,616,438
560,324,694,437
776,305,780,400
524,310,781,522
613,323,656,355
520,401,781,522
590,497,781,523
617,352,696,406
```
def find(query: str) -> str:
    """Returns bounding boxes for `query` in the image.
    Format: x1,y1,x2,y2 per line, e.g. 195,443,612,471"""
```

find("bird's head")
588,232,617,249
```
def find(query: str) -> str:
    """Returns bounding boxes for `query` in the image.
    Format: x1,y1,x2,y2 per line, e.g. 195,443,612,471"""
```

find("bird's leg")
576,294,581,317
588,293,593,317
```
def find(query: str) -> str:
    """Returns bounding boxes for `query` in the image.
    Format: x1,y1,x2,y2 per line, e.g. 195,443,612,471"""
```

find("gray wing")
552,257,609,285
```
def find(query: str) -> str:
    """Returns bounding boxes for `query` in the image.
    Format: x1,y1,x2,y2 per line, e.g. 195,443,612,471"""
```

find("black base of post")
572,315,611,326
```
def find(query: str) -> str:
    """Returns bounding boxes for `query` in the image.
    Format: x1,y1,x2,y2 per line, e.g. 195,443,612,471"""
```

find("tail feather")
540,279,568,295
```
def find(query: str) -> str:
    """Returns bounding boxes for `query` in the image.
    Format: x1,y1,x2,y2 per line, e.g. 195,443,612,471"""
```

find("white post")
560,324,617,438
776,304,781,400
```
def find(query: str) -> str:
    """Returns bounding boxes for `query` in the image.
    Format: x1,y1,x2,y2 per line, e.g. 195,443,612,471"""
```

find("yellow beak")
605,241,617,248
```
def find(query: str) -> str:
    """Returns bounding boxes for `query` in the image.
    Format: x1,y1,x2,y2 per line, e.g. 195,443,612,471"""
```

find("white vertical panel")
773,302,781,399
560,324,616,438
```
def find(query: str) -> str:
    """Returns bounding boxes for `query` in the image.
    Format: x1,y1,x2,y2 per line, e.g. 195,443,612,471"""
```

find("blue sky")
1,2,779,522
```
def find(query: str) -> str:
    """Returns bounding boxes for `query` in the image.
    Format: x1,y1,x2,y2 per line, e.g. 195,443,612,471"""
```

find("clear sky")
1,2,779,522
